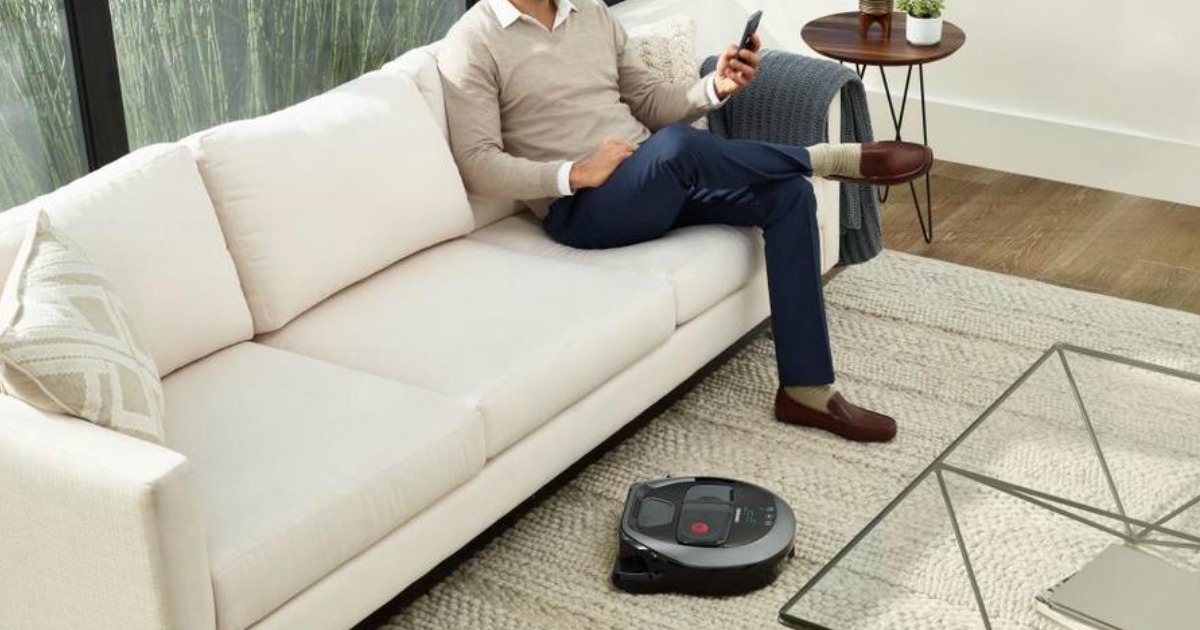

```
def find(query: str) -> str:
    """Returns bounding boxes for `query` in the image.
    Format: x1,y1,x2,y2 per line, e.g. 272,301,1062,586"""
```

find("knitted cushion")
625,15,708,130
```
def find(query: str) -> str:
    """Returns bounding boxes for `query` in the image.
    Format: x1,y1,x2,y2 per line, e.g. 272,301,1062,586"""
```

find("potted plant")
898,0,945,46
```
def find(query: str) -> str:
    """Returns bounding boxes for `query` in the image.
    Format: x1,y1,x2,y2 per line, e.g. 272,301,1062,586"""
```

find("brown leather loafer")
825,141,933,187
774,389,897,442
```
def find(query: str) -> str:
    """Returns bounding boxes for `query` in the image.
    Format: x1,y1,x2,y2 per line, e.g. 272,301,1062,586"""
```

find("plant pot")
905,15,943,46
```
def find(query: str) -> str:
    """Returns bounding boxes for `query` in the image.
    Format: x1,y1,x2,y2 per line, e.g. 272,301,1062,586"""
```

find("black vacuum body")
611,477,796,595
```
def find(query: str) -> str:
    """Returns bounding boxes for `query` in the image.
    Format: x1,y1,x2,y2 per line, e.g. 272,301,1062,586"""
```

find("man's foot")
782,384,837,411
775,388,897,442
808,141,933,187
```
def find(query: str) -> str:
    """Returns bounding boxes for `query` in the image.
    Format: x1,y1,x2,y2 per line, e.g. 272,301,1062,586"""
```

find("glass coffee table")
780,343,1200,629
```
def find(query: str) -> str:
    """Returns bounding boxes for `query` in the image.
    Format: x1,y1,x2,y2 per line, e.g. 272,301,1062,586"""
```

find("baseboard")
862,90,1200,208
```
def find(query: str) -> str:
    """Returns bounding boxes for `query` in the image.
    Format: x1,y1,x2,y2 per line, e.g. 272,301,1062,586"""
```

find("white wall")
741,0,1200,206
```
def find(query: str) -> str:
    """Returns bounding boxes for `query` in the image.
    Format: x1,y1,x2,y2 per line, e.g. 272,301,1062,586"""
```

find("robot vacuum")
611,476,796,595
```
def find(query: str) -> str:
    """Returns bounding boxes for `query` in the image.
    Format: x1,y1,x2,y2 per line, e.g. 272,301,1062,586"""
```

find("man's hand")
569,139,637,191
714,33,762,100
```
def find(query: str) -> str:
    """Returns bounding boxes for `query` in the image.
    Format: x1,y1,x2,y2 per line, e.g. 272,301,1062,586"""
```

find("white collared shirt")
487,0,726,195
487,0,577,31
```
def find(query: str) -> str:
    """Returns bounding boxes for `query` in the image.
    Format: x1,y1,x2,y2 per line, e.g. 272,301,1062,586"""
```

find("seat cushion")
0,144,252,376
190,70,474,334
469,213,763,324
260,239,675,458
161,342,484,630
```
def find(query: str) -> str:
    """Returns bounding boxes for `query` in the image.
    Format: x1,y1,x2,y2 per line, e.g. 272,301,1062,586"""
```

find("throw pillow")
0,210,165,443
625,15,709,130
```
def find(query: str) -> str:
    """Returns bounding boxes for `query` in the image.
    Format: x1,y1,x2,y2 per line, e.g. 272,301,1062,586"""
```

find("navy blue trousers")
544,124,834,387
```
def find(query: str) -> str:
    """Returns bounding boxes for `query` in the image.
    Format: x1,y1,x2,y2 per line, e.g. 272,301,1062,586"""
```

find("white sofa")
0,3,840,630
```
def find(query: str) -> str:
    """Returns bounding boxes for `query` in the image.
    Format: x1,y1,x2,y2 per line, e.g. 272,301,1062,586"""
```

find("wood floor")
878,161,1200,315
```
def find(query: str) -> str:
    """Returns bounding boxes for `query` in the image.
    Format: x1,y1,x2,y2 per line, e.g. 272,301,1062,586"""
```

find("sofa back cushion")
190,70,474,334
0,144,253,376
380,44,448,139
382,44,522,231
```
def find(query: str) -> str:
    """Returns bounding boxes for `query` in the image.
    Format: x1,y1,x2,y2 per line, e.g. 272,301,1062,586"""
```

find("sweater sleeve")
438,25,564,201
608,9,713,130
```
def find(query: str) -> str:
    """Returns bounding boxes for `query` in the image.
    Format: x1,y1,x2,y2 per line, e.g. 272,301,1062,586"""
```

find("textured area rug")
382,252,1200,630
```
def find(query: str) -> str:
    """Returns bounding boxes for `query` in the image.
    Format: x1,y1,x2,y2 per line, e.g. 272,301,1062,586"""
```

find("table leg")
877,63,934,243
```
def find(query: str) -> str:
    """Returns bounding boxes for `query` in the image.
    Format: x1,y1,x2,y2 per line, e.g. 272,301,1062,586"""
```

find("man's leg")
544,124,813,249
678,185,897,441
547,125,832,381
544,124,897,441
676,178,834,387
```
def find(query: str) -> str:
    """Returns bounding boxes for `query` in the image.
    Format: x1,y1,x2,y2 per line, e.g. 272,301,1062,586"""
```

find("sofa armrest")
819,89,844,272
0,397,214,630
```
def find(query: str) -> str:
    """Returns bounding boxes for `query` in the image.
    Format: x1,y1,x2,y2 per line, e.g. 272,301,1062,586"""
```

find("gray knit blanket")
701,50,881,265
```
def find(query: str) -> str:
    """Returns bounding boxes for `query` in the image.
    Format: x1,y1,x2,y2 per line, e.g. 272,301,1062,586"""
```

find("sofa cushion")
470,213,763,325
379,43,446,138
161,342,483,630
0,144,253,376
627,15,700,85
190,70,474,334
260,239,675,458
626,15,709,131
381,45,522,230
0,211,165,443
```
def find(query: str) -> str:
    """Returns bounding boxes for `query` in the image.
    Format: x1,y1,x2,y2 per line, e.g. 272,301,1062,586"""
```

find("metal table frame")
779,343,1200,630
852,62,934,243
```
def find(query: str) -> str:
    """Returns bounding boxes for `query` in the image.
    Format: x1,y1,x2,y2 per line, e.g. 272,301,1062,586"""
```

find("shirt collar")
487,0,577,30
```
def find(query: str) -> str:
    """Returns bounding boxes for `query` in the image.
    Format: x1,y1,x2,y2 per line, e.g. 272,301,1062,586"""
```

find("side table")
802,12,965,243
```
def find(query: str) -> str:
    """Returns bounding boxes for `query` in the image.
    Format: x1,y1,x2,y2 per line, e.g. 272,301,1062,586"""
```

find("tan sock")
784,383,838,411
807,143,862,179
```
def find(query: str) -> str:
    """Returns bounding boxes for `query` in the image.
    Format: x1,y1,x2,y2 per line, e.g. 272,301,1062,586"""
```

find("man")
439,0,931,442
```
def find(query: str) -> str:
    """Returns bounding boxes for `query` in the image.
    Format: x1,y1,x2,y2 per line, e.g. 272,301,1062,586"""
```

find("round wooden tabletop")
802,12,965,66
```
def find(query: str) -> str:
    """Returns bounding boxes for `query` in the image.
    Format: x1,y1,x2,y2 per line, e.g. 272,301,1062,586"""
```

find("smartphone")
739,10,763,51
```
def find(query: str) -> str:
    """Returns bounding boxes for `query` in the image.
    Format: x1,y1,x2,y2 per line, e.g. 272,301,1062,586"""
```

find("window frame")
62,0,129,171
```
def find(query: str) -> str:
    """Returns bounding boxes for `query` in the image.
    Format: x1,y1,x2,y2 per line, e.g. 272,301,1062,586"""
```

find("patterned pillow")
626,15,708,130
0,210,165,443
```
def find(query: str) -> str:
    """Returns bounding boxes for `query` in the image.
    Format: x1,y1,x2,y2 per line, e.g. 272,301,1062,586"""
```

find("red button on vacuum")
689,521,710,535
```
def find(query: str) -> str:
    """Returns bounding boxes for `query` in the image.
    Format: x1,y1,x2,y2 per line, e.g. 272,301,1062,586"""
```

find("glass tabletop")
780,344,1200,629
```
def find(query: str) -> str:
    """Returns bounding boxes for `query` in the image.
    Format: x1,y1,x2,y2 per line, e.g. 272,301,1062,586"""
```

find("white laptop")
1036,543,1200,630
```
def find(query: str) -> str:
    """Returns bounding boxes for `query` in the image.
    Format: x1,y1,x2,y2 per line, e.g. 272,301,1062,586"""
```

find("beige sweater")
438,0,714,217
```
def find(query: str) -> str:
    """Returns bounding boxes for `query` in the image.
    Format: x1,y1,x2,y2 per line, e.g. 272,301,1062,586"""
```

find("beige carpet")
381,251,1200,630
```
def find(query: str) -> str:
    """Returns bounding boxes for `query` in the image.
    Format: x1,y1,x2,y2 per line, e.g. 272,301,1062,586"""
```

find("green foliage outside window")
0,2,87,212
1,0,461,211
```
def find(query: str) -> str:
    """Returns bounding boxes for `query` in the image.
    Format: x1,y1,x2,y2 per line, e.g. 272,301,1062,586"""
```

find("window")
110,0,462,148
0,0,88,210
2,1,462,212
